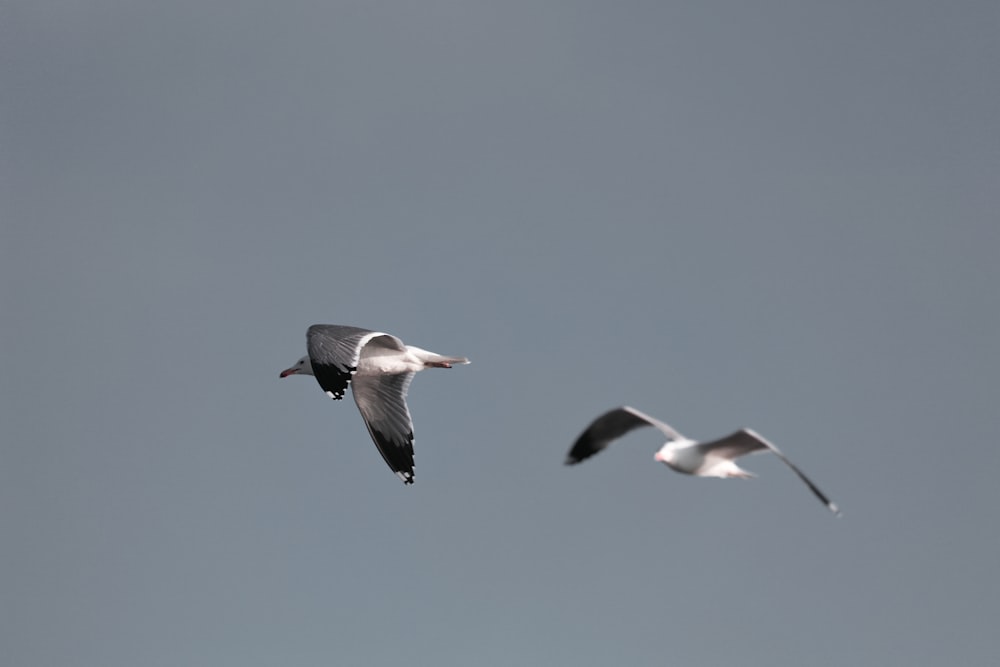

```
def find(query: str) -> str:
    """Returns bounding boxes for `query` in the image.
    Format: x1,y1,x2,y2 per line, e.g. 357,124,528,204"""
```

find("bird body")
653,438,748,478
281,324,469,484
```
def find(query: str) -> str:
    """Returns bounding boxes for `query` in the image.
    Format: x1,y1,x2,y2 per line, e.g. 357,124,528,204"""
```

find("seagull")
280,324,469,484
566,406,840,515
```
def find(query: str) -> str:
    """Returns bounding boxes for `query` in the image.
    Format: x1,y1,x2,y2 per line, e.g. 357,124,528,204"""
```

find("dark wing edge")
564,406,660,465
744,429,842,516
311,364,355,400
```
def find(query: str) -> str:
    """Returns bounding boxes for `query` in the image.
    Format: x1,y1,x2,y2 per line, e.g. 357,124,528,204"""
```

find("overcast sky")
3,2,999,666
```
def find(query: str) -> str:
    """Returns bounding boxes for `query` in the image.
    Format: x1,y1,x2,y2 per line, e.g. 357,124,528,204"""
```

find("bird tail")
408,346,470,368
425,355,470,368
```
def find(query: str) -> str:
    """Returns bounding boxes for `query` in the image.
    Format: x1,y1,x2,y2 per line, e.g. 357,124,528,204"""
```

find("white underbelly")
356,352,420,375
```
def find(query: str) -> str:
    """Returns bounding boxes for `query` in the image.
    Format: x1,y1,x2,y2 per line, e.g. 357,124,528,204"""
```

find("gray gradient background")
3,2,998,665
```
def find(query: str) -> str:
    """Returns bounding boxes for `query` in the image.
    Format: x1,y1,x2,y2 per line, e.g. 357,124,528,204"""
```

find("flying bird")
280,324,469,484
566,406,840,515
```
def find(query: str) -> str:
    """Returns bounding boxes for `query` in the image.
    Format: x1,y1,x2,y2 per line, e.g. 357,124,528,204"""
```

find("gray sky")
3,2,998,665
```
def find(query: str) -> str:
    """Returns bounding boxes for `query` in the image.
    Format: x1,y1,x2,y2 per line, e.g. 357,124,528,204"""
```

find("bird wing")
695,429,770,459
565,406,685,464
350,371,417,484
306,325,405,400
700,429,841,515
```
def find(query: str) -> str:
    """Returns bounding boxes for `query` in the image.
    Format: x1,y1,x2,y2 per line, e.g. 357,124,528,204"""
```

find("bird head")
279,355,314,378
653,445,672,466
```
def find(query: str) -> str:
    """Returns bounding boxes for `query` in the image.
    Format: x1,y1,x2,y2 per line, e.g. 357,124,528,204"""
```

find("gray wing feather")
619,406,685,440
701,429,841,515
696,430,770,459
565,406,683,465
351,372,417,484
307,325,406,368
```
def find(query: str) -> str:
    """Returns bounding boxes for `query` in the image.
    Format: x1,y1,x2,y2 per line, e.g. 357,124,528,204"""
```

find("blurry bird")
566,406,840,515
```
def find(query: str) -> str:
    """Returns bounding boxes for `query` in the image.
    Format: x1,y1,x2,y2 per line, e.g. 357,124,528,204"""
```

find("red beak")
279,368,297,378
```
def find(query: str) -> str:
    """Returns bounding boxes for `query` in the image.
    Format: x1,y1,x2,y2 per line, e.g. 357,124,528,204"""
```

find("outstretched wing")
695,429,769,460
351,372,417,484
565,406,685,465
700,429,841,515
306,325,404,400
